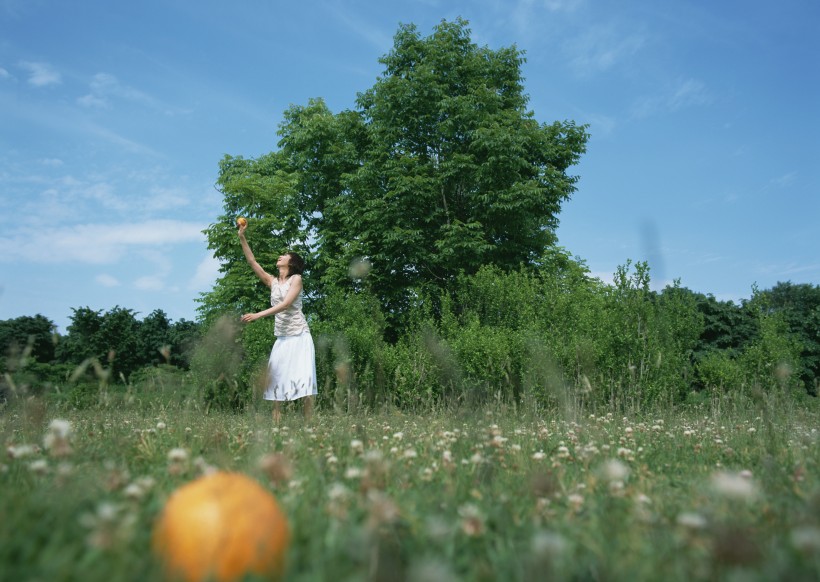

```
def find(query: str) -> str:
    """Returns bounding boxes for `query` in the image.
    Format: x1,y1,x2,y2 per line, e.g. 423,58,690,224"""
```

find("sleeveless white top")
270,276,309,337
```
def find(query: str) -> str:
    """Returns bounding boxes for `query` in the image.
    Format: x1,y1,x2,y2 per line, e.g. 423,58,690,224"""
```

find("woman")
238,222,317,422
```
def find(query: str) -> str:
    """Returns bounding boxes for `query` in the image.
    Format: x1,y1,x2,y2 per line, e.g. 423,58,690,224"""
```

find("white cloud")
0,220,206,264
189,254,222,291
19,61,61,87
769,172,796,188
38,158,64,167
0,67,11,80
327,6,393,51
134,275,165,291
78,72,162,111
95,274,120,287
631,78,711,119
563,25,645,75
77,93,109,109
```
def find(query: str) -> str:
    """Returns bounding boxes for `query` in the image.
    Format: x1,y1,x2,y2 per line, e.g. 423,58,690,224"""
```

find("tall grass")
2,383,818,581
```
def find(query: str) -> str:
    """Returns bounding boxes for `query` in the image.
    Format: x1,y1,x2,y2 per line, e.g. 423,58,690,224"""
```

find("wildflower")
599,459,630,483
167,448,188,463
7,444,39,459
567,493,584,510
29,459,49,475
44,419,73,458
556,446,570,460
344,467,363,479
676,512,708,530
350,439,364,453
392,432,404,440
458,504,485,537
710,471,758,501
531,530,568,560
80,502,136,550
156,421,167,430
403,448,418,459
469,452,484,464
258,453,293,486
367,491,400,529
192,456,217,476
326,482,352,519
616,447,634,461
532,451,546,461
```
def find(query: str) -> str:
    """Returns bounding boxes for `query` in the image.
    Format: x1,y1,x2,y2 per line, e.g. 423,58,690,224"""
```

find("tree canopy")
200,19,589,331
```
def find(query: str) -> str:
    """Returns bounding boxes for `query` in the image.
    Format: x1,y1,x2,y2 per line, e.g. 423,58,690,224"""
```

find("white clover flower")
123,483,145,501
29,459,49,475
469,452,484,464
403,448,418,459
350,439,364,453
48,419,72,439
567,493,584,509
710,471,758,501
532,451,546,461
676,512,707,530
442,450,453,464
156,422,167,430
167,448,188,463
531,530,568,559
344,467,363,479
7,444,39,459
328,482,351,501
599,459,630,483
364,449,384,463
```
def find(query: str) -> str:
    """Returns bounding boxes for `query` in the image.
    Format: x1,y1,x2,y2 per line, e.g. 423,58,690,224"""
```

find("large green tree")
201,19,588,332
0,314,57,371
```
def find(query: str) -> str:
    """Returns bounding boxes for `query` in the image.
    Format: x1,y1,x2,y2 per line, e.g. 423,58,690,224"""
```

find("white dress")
264,276,317,402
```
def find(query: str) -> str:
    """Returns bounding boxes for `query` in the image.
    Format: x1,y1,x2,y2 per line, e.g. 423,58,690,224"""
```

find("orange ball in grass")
236,217,247,228
152,472,290,582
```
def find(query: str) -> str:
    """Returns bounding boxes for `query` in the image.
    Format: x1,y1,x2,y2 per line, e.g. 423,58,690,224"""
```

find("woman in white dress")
238,222,317,422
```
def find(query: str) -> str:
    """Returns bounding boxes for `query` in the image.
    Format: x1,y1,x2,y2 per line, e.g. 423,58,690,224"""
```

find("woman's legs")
272,401,282,424
303,396,314,422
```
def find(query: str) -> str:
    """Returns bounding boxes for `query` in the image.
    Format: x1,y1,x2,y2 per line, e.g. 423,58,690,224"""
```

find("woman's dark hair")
287,252,305,276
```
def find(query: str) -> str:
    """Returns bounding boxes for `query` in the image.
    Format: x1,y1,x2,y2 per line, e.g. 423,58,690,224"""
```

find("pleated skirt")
263,331,317,401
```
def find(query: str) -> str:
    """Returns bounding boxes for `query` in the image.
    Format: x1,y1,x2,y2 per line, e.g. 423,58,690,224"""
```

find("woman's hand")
241,312,261,323
238,222,247,238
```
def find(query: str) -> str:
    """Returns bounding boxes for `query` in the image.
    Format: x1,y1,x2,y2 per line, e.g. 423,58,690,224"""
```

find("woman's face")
276,253,291,269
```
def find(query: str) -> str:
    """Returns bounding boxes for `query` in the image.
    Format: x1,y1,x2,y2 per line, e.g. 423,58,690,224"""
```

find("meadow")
2,383,819,582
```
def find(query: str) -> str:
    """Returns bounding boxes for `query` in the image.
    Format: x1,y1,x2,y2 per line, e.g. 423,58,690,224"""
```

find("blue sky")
1,0,818,332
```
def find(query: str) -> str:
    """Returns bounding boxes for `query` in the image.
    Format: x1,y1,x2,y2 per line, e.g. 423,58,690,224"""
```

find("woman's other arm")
241,275,303,323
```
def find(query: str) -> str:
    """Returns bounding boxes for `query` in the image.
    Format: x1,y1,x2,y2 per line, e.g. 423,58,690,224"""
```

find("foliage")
189,315,246,411
200,18,589,333
1,393,819,581
0,314,57,371
758,281,820,394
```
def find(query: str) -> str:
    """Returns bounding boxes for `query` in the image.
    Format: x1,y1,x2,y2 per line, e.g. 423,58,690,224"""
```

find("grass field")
2,388,819,581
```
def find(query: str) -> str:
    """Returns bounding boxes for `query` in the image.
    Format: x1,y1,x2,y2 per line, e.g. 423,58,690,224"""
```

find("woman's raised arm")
238,224,272,286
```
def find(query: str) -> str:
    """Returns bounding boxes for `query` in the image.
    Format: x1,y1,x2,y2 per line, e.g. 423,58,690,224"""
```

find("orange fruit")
152,472,290,582
236,217,247,227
